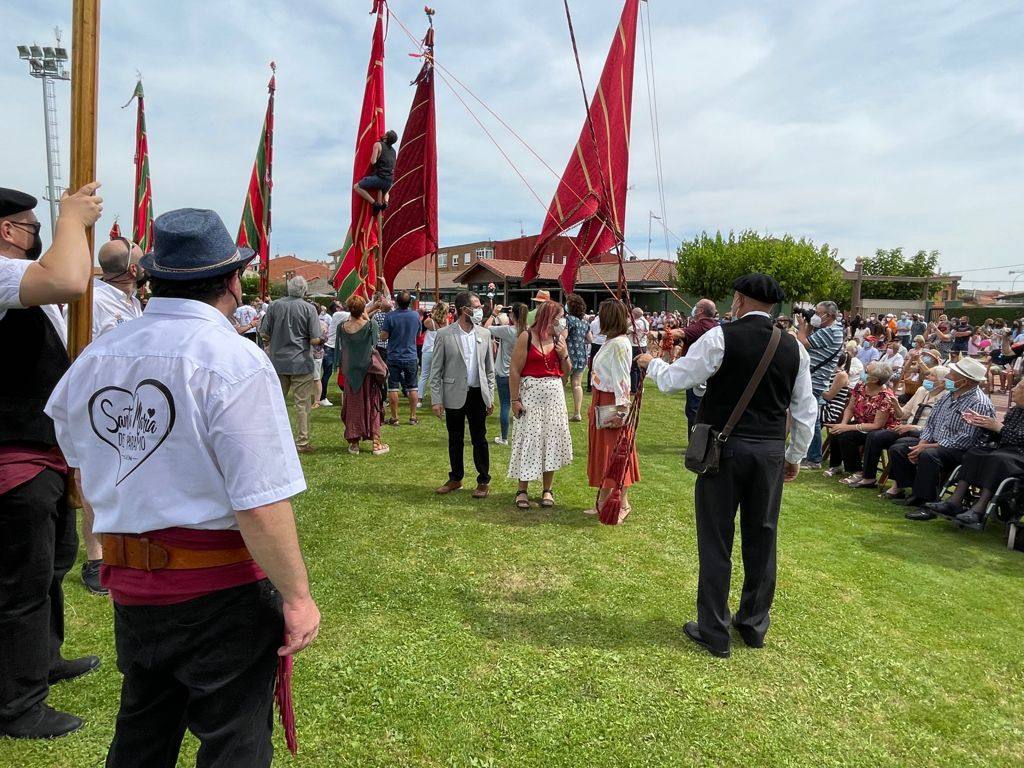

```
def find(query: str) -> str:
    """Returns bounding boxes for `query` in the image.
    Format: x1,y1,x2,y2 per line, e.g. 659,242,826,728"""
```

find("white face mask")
470,307,484,325
554,317,567,334
810,314,823,328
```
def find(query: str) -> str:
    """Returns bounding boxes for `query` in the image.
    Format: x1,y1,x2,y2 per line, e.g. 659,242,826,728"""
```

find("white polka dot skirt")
507,376,575,481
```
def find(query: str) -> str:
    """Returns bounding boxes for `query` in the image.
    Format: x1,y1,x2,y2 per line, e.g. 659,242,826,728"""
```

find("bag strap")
720,327,782,443
810,344,841,374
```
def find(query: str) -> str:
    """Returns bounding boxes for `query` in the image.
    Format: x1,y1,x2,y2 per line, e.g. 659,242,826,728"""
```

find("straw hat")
948,357,987,383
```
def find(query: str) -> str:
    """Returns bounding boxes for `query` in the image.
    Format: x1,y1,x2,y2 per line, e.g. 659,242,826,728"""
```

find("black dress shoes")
905,508,937,521
730,619,765,649
81,559,108,595
901,496,928,508
683,621,730,658
955,509,984,528
924,501,966,517
0,704,83,739
48,655,101,685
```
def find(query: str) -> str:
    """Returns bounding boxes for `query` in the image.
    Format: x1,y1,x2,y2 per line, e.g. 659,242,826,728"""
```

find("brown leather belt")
101,534,253,571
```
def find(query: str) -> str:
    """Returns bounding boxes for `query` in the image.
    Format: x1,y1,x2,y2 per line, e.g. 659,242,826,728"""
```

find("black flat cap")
732,273,785,304
0,188,37,218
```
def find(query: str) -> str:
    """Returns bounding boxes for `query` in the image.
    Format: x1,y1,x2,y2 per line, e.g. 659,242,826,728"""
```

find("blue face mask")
860,371,869,383
922,379,935,391
944,378,956,392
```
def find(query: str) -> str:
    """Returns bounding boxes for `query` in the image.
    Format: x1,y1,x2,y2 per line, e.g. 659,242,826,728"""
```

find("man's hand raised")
59,182,103,228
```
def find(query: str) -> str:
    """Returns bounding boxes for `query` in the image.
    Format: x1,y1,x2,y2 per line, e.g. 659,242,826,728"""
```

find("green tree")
858,248,941,300
675,230,848,305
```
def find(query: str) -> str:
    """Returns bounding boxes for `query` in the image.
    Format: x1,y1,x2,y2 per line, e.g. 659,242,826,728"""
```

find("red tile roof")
266,255,333,283
454,258,677,288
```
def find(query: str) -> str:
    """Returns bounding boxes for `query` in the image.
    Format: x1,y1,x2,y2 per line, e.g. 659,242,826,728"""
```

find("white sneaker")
494,437,508,445
319,398,332,407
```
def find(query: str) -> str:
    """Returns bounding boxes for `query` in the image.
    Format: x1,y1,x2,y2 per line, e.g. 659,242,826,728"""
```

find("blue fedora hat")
140,208,255,280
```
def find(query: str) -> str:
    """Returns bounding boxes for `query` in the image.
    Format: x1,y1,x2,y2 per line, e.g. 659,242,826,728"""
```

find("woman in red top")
824,360,898,479
507,301,573,509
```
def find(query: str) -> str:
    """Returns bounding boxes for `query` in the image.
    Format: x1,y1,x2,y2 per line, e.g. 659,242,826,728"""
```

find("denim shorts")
357,175,393,192
388,359,418,392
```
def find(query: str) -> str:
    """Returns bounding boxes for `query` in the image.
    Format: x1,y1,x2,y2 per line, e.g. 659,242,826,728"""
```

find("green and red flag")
523,0,640,293
332,0,386,300
237,63,276,298
123,80,154,253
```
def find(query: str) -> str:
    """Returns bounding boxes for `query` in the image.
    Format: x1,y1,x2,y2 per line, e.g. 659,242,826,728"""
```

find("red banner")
523,0,639,293
332,0,387,299
381,24,438,293
125,80,154,253
237,65,276,297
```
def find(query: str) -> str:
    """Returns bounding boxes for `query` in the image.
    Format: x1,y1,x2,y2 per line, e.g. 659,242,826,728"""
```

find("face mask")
860,371,869,383
921,355,936,366
470,307,483,325
944,378,956,392
554,318,567,334
862,341,870,349
810,314,823,328
25,231,42,260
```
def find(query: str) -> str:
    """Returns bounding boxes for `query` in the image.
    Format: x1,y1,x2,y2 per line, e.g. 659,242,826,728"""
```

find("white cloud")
2,0,1021,286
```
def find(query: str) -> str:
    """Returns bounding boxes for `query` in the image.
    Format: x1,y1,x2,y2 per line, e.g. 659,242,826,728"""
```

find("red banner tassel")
275,652,297,755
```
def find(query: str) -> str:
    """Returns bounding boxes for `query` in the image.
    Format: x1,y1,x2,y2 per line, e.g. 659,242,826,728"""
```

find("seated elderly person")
880,341,904,377
885,358,995,516
844,340,865,380
901,344,940,399
923,379,1024,527
824,361,899,480
844,365,950,490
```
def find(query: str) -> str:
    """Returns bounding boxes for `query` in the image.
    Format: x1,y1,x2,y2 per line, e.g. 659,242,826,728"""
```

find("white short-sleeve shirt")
92,278,143,339
1,254,67,346
45,297,306,533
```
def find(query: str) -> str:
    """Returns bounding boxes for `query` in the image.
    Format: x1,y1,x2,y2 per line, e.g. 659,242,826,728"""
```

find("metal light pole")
17,28,70,239
1009,270,1023,294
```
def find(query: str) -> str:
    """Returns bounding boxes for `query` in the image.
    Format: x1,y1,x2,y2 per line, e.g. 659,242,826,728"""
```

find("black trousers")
888,438,963,501
106,580,284,768
0,469,76,721
445,386,490,485
958,447,1024,491
685,389,702,434
829,430,868,472
630,345,642,395
694,437,785,651
586,343,602,392
862,429,903,480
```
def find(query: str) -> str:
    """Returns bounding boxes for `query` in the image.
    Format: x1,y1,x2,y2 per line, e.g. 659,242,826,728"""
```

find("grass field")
4,385,1023,767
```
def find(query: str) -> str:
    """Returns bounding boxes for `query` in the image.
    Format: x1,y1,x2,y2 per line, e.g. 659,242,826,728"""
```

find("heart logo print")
88,379,176,485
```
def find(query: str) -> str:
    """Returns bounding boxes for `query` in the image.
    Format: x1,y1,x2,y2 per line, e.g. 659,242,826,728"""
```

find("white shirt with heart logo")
45,297,306,534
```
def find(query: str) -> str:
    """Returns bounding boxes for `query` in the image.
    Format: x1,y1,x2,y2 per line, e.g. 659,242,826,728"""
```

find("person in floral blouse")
824,360,898,478
564,294,591,422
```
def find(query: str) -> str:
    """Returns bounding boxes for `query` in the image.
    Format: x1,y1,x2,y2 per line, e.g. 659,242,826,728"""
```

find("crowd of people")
3,180,1021,759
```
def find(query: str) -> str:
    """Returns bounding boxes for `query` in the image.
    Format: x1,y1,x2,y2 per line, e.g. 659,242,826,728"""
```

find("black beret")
732,273,785,304
0,188,37,218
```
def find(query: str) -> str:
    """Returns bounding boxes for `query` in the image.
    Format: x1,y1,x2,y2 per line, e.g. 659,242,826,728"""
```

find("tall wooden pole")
433,252,439,302
67,0,100,360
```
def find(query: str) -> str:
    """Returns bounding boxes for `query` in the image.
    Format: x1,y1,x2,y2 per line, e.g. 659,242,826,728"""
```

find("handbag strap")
720,327,782,443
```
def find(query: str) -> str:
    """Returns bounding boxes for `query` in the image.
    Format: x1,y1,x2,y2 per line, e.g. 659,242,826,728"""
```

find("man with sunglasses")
74,237,147,596
0,183,104,739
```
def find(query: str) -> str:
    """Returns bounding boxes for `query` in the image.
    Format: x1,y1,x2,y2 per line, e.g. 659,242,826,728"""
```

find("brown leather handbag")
684,327,782,476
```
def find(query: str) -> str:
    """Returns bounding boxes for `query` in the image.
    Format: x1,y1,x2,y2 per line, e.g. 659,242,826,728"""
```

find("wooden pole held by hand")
67,0,101,360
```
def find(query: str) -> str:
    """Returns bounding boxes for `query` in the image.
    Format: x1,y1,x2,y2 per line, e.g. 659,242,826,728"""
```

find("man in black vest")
637,274,817,658
0,184,103,738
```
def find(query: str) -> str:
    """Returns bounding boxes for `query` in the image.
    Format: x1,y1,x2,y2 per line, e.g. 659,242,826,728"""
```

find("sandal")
348,444,360,455
515,491,530,510
541,489,555,508
409,417,419,425
840,473,864,486
823,467,845,478
385,418,400,426
569,414,583,422
881,488,905,500
851,478,877,488
372,443,390,456
618,504,631,524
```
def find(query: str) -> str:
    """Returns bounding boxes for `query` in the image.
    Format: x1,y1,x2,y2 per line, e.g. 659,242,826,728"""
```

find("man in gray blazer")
430,291,496,497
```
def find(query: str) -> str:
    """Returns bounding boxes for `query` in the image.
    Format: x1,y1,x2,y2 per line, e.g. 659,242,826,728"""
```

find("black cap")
732,273,785,304
0,188,37,218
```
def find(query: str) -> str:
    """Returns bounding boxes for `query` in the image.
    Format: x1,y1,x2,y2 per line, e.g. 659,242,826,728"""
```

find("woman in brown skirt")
337,295,389,456
586,299,639,521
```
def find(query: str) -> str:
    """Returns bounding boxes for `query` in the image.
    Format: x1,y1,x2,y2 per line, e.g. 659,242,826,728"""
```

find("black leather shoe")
81,559,108,595
904,509,937,521
683,621,730,658
0,704,83,739
48,655,100,685
730,619,765,649
955,509,984,528
924,501,966,517
901,496,928,508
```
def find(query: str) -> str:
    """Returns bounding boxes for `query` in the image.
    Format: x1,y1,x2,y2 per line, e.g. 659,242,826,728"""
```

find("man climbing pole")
353,130,398,214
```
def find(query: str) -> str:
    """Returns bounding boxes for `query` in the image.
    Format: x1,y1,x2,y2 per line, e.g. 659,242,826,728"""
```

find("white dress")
507,343,574,482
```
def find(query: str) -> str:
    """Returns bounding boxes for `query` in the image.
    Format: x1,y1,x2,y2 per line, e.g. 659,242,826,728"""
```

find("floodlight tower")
17,28,71,238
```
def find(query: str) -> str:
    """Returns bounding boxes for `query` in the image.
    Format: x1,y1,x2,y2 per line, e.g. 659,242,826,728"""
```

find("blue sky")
2,0,1022,288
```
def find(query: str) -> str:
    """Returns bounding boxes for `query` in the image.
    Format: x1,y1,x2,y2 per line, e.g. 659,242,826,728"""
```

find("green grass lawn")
4,385,1023,767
